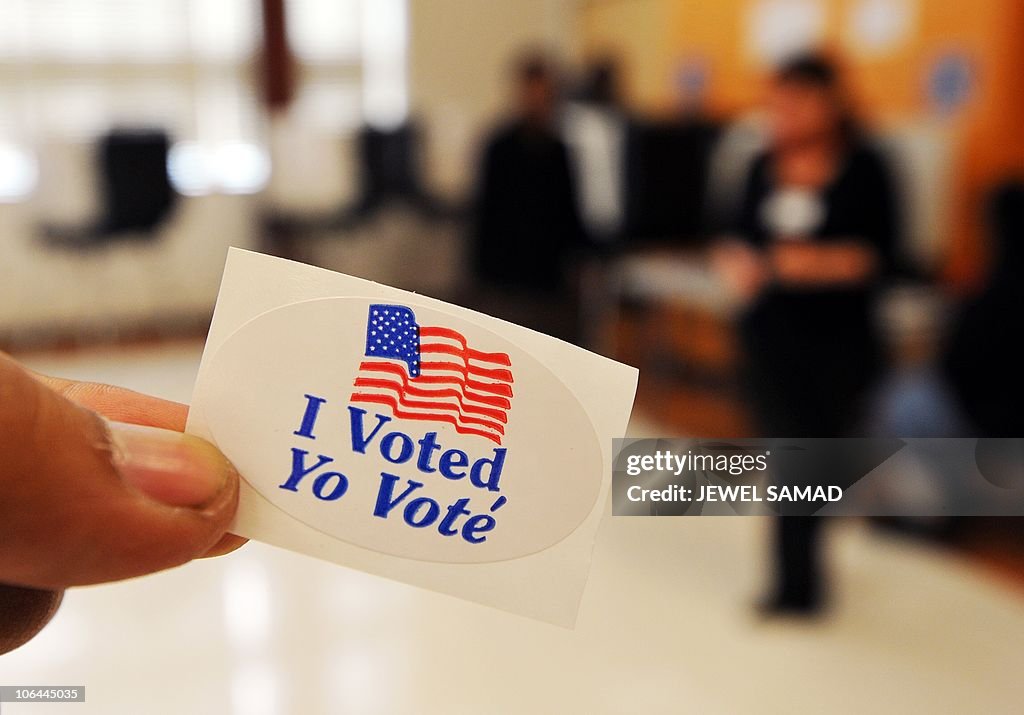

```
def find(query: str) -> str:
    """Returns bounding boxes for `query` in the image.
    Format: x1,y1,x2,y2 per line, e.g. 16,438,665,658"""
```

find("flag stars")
365,304,423,378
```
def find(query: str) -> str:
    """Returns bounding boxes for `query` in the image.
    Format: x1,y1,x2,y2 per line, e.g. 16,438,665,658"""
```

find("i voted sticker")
201,297,603,564
188,248,639,626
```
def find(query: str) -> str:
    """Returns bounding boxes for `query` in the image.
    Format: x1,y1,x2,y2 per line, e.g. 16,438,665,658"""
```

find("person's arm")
712,155,772,303
711,239,771,303
555,140,589,250
768,239,878,287
471,134,506,266
770,149,899,289
0,352,243,654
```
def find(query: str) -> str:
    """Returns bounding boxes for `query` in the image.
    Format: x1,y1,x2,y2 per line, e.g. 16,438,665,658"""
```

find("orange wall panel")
581,0,1024,287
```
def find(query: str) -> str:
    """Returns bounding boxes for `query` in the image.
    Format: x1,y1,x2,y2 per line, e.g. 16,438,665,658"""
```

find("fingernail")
107,422,236,508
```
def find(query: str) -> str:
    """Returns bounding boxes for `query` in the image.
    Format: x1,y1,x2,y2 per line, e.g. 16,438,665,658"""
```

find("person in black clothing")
469,53,585,339
714,54,900,616
943,181,1024,437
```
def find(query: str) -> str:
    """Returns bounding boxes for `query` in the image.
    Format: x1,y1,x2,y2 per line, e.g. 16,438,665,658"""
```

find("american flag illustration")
350,304,514,444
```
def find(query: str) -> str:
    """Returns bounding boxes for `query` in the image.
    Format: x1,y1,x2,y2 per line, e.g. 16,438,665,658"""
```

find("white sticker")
188,249,638,626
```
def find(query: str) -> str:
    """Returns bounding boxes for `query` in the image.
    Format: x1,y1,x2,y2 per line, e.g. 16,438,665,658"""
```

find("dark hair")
579,57,620,105
775,53,840,88
516,52,554,84
774,52,859,141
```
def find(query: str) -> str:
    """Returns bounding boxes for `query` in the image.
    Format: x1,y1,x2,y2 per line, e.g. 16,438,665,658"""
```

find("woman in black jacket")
715,54,899,615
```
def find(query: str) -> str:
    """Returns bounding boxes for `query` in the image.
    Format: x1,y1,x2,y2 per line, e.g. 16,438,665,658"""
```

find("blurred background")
3,0,1024,712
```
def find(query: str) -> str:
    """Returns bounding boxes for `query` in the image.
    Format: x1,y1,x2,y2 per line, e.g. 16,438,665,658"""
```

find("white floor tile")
4,345,1023,714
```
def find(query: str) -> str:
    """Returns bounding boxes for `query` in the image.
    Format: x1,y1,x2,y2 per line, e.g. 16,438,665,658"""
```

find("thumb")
0,354,239,589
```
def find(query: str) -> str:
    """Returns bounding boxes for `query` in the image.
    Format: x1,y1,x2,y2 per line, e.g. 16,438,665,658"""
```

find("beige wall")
578,0,676,113
408,0,580,198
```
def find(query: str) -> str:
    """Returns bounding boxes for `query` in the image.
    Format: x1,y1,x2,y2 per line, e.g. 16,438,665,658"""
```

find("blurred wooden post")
260,0,295,112
259,0,297,259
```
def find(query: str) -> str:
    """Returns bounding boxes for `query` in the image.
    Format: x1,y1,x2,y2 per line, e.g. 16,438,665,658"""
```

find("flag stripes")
351,312,514,445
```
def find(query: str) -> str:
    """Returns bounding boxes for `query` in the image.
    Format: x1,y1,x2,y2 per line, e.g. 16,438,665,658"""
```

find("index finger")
32,374,189,431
